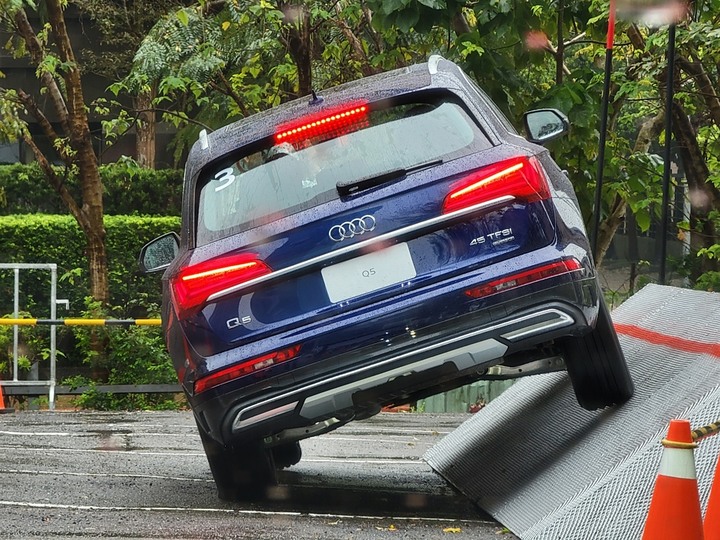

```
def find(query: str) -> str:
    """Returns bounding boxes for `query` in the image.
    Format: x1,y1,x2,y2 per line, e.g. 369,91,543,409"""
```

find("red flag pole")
606,0,616,49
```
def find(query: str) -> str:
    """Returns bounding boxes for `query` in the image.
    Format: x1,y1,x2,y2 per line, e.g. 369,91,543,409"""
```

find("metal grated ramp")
424,284,720,540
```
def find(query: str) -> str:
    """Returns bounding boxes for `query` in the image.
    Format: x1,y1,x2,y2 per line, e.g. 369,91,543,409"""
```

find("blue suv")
140,56,633,500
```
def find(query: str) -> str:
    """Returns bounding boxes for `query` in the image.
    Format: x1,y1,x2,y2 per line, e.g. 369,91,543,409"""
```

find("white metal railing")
0,263,61,410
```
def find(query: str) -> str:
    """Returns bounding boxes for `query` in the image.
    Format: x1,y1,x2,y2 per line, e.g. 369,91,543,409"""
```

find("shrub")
65,300,182,410
0,312,39,379
0,214,180,316
0,163,182,216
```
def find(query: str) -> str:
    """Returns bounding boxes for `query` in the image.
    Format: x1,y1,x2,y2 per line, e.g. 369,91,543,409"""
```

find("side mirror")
523,109,569,145
138,232,180,274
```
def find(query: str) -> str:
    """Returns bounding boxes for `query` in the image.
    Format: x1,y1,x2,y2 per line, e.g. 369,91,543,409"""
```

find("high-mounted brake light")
442,156,550,214
194,344,302,394
464,259,582,299
275,103,369,145
171,253,271,318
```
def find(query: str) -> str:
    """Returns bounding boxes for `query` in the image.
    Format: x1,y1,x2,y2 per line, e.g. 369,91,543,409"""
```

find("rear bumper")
237,306,573,424
191,276,599,445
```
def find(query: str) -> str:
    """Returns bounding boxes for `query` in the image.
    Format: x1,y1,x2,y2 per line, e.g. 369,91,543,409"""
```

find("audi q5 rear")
140,56,633,500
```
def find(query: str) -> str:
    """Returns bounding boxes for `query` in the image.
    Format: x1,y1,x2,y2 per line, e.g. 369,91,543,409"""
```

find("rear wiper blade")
336,158,443,197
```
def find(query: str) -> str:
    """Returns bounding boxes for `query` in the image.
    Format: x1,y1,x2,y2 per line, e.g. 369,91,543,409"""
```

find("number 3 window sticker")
213,167,236,192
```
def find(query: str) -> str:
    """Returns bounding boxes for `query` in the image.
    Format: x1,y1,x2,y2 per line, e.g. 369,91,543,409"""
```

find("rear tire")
272,441,302,469
196,423,277,501
559,292,634,410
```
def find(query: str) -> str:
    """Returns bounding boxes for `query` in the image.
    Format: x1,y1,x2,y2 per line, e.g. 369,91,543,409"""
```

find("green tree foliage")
125,0,666,266
366,0,720,284
0,0,110,304
74,0,183,81
74,0,186,168
113,0,448,163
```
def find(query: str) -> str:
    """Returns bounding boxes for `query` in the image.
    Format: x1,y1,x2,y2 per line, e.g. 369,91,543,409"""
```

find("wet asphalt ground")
0,410,518,539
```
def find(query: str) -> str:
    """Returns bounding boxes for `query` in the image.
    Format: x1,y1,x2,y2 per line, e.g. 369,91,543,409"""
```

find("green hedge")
0,163,183,216
0,214,180,316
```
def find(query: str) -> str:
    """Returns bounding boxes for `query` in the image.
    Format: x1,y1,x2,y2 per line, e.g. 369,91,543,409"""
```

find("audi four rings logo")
328,215,377,242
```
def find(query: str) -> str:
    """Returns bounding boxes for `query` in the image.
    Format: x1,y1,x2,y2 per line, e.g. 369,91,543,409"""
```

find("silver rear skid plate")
264,416,346,447
231,308,575,433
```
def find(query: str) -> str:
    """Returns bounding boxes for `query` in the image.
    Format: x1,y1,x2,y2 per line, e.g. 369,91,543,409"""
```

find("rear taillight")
194,344,302,394
442,156,550,214
171,253,271,318
464,259,582,299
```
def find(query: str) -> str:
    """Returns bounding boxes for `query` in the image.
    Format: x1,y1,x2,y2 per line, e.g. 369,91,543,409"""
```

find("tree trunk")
45,0,110,305
594,195,627,266
451,11,471,35
556,0,564,85
281,3,312,97
135,88,157,169
677,56,720,128
85,228,110,307
333,4,381,76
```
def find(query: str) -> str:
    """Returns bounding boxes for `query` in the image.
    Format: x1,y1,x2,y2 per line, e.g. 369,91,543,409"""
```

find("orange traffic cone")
705,454,720,540
641,419,705,540
0,382,13,414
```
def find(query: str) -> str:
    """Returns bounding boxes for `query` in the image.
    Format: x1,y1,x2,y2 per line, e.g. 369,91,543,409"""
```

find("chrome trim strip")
232,401,298,430
231,307,574,430
207,195,515,302
500,309,575,342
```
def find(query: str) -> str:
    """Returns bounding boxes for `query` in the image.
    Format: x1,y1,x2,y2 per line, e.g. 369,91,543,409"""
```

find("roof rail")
198,129,210,151
427,54,444,75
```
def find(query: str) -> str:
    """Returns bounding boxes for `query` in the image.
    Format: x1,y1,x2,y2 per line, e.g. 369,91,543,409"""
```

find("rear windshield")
196,95,492,245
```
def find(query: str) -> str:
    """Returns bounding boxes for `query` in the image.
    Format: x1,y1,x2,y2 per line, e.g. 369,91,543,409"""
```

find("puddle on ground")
88,429,138,451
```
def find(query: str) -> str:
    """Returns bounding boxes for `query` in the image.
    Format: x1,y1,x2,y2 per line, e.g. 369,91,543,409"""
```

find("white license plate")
321,243,417,303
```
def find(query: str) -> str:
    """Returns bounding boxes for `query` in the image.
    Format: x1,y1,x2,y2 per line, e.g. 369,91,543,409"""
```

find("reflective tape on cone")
641,419,704,540
658,447,699,479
